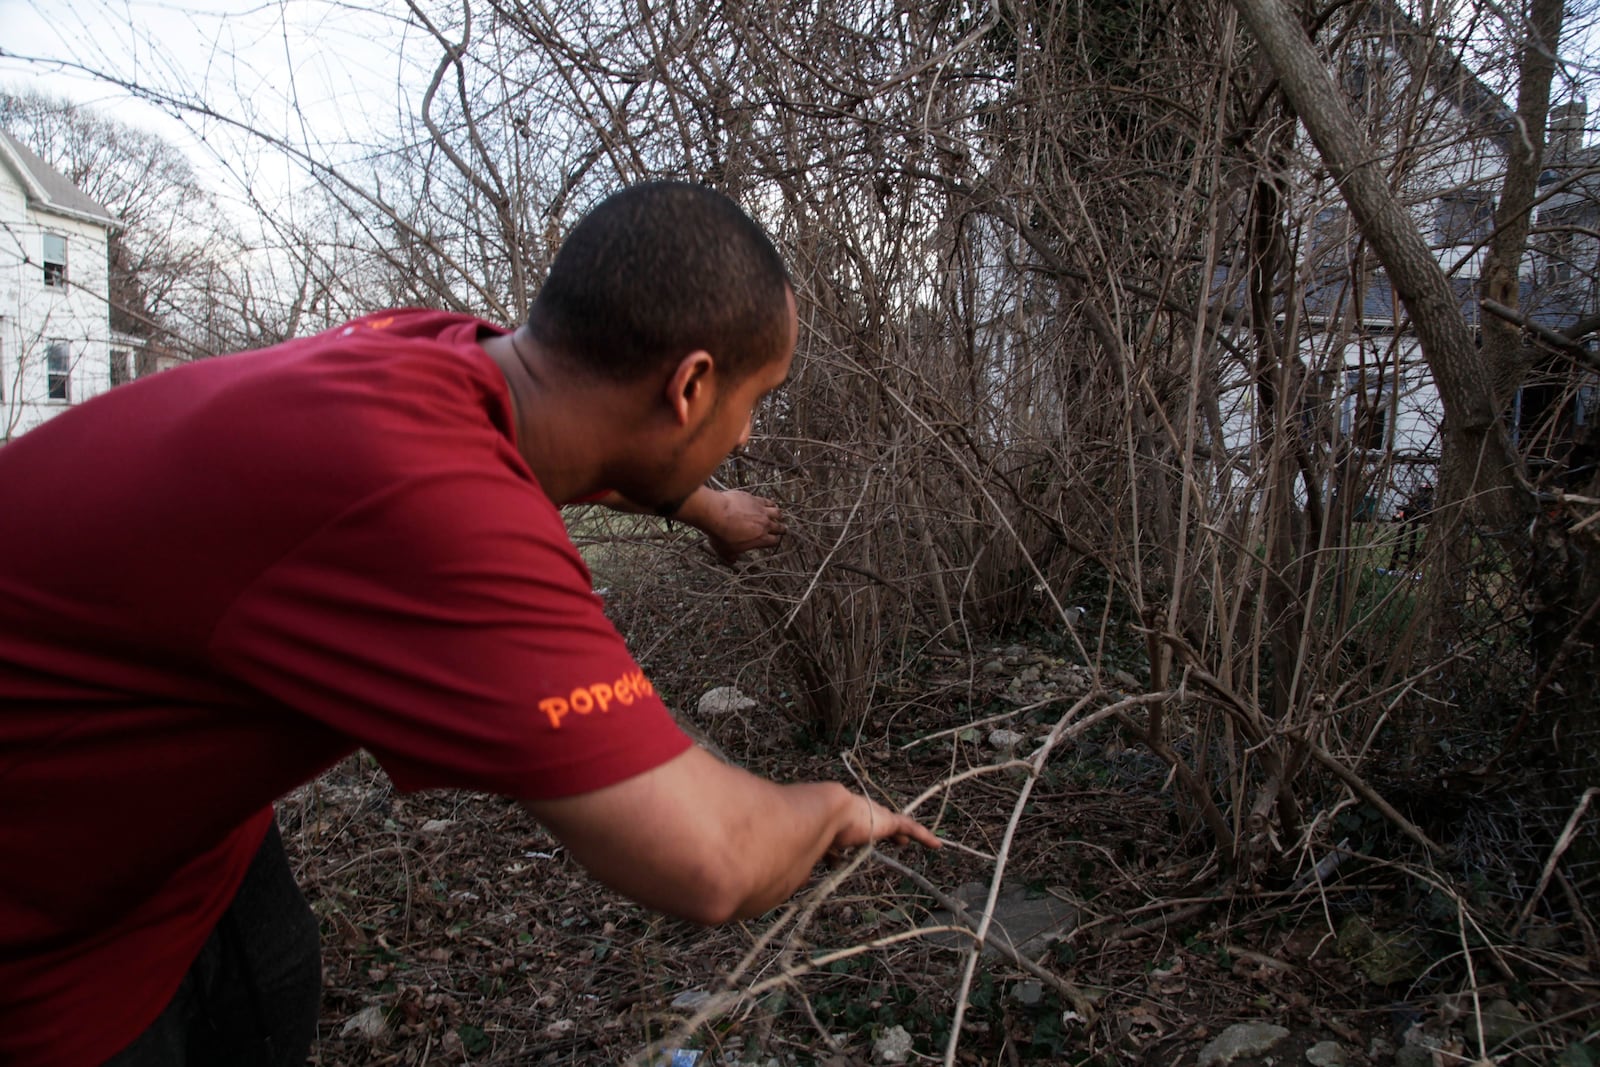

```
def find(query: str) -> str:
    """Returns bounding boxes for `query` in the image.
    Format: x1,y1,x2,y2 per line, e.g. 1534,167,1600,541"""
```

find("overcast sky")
0,0,430,201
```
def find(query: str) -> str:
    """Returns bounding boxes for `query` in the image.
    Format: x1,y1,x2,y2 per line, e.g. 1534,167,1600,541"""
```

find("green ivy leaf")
1558,1042,1596,1067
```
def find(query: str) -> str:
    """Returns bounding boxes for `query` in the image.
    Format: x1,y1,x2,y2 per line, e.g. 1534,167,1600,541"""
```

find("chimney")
1550,99,1587,158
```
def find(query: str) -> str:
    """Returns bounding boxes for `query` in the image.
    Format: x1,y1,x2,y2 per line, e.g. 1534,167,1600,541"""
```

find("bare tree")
1,88,232,355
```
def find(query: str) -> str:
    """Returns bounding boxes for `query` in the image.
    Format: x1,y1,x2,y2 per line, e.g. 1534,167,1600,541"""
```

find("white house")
0,129,124,442
1215,4,1597,518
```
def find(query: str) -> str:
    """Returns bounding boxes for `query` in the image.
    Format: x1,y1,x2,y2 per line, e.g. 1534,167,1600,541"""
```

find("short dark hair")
528,182,793,384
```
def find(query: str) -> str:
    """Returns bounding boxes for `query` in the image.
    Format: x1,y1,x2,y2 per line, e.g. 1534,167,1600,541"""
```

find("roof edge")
0,130,122,231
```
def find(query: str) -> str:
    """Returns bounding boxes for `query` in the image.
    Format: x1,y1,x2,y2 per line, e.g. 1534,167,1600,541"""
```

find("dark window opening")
42,233,67,287
47,342,70,401
1345,368,1393,453
1311,207,1355,261
1354,400,1389,451
1435,194,1494,244
1539,200,1587,285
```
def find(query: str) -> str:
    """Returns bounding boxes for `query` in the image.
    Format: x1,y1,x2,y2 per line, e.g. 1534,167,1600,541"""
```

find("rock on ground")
1480,998,1527,1048
697,686,756,716
339,1004,388,1041
1305,1040,1349,1066
928,881,1078,958
1197,1022,1291,1066
873,1024,913,1064
988,728,1026,753
670,989,712,1011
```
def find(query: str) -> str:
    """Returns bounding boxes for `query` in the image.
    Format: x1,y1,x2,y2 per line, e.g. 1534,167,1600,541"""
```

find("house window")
1543,222,1575,284
1311,206,1354,261
1539,200,1587,285
1435,194,1494,244
42,233,67,287
1345,58,1368,100
1344,368,1393,452
47,342,71,401
1343,50,1395,104
1355,397,1389,451
110,349,131,387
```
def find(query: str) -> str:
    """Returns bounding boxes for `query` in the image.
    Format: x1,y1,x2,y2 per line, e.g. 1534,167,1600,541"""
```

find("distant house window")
1539,200,1587,285
1356,399,1389,451
110,349,131,387
42,233,67,287
1435,194,1494,244
1311,206,1355,261
1344,369,1393,452
1345,58,1368,100
1344,50,1395,104
47,342,71,401
1545,244,1575,285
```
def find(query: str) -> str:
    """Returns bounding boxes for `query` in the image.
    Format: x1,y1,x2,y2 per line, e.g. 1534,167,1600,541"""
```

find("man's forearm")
524,747,934,925
589,486,717,529
665,485,724,533
591,486,784,563
696,767,933,919
716,776,857,919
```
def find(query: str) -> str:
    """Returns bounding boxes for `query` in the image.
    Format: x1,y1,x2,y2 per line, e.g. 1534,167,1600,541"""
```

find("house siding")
1211,12,1600,520
0,140,117,442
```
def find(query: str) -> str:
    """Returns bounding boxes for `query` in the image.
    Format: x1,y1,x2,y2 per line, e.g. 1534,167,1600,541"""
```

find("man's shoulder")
325,308,508,346
198,310,510,429
122,310,530,540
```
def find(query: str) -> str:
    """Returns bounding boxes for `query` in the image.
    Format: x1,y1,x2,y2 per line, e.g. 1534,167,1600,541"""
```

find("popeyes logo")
538,670,655,729
339,315,396,336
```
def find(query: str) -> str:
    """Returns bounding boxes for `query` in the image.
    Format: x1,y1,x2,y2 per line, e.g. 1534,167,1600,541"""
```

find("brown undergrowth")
281,719,1598,1064
282,537,1599,1066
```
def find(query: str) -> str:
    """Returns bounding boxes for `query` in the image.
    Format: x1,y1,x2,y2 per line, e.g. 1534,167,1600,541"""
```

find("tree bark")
1226,0,1523,528
1480,0,1565,410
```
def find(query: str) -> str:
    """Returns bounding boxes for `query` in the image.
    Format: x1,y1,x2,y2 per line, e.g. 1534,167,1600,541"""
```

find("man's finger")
891,814,942,849
866,805,940,850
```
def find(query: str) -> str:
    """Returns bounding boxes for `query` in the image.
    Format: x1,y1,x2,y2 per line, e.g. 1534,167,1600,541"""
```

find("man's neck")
478,326,626,504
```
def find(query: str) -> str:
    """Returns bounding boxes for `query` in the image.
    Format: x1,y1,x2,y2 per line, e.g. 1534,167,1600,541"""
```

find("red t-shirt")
0,310,692,1066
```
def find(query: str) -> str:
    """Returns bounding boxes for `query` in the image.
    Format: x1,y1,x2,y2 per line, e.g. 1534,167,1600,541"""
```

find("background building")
0,129,122,442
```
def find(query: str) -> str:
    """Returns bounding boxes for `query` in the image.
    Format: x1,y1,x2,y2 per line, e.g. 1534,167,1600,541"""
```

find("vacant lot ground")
277,526,1596,1065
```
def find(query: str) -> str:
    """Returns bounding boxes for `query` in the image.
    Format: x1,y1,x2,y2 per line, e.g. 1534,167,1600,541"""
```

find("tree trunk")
1226,0,1522,534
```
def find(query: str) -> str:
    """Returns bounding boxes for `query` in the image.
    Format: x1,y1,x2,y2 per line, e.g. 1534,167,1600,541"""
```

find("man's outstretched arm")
592,486,786,563
522,745,938,924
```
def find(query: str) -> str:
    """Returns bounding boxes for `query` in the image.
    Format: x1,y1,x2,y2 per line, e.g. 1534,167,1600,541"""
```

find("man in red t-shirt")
0,181,938,1067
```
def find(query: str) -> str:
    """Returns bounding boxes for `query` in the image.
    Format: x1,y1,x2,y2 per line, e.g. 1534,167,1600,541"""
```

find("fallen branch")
1512,787,1599,936
876,854,1098,1018
1308,744,1451,859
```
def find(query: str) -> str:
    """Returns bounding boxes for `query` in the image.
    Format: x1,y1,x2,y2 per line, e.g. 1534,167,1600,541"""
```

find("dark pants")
1390,517,1425,569
105,822,321,1067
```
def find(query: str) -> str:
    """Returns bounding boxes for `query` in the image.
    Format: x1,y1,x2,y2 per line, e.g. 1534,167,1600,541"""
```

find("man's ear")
663,350,716,427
